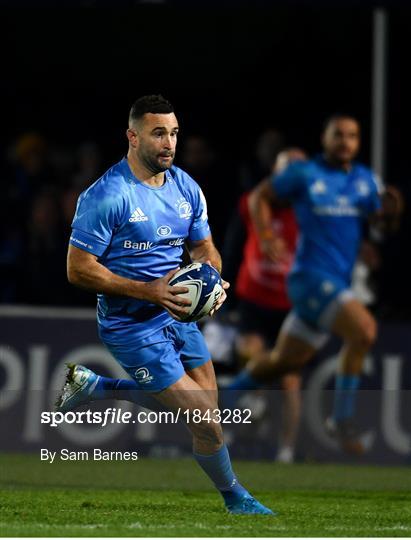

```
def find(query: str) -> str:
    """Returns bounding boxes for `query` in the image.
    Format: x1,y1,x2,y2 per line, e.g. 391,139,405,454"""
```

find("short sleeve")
188,184,211,242
70,186,124,257
272,161,306,201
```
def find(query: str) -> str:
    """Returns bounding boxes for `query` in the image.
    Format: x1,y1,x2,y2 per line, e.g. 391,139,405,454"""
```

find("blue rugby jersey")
272,155,382,284
70,157,211,342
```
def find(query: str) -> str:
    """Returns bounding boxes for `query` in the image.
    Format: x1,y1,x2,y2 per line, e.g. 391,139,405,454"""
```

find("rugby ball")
168,262,223,322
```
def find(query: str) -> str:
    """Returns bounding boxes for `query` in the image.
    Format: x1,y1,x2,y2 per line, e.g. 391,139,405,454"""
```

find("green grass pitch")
1,453,411,537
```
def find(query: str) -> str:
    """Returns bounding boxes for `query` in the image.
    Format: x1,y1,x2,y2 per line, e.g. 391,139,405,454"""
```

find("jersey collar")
316,153,357,173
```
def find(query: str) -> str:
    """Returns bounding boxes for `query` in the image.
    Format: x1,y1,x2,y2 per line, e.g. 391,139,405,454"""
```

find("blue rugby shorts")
102,321,211,392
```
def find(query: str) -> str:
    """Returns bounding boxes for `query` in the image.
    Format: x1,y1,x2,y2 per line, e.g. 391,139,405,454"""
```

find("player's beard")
139,148,174,174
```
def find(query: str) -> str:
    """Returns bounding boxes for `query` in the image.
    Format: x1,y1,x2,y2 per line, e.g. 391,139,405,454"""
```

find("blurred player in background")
224,148,307,463
56,95,274,515
228,114,403,453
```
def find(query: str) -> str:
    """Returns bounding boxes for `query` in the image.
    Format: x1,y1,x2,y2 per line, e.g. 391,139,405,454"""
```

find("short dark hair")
322,113,360,132
129,94,174,124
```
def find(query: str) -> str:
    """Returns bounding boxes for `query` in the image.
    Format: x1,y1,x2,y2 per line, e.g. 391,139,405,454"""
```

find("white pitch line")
1,521,410,533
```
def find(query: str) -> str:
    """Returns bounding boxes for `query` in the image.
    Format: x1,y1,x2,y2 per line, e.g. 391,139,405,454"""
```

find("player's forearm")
248,180,276,240
190,243,222,273
370,185,404,234
67,260,150,301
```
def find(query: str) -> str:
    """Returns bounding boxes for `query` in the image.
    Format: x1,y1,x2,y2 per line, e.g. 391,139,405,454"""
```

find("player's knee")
267,348,281,367
353,317,377,351
268,348,303,374
363,318,377,348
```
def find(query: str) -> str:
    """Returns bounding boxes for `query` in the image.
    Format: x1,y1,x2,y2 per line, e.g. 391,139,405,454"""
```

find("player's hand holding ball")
204,260,230,316
168,262,227,322
142,268,193,321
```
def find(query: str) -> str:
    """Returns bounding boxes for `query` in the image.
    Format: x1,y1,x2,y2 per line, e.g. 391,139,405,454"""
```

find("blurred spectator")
49,145,76,187
0,133,105,306
4,133,53,210
61,186,81,227
1,132,55,303
21,191,67,305
178,134,232,249
0,207,24,302
57,186,96,307
71,141,103,190
238,128,285,192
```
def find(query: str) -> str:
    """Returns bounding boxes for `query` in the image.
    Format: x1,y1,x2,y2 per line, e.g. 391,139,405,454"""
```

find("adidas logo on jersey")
129,207,148,222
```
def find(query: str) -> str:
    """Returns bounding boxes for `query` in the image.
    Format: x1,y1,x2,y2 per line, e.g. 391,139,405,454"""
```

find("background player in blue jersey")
56,95,274,515
227,114,403,454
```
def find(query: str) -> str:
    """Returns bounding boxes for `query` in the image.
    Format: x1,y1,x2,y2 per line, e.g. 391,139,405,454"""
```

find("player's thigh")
271,328,317,368
236,332,266,360
187,359,218,393
247,323,317,377
171,321,211,372
331,298,377,347
169,320,218,392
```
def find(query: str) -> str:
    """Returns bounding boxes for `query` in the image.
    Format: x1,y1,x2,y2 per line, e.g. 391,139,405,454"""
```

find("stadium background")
1,2,411,537
1,0,411,486
2,1,411,312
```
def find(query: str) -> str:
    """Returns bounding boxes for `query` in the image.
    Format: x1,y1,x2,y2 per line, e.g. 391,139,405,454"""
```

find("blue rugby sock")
92,377,161,411
332,374,360,421
194,445,249,505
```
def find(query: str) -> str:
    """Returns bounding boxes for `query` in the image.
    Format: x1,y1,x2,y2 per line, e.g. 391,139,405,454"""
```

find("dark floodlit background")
2,1,411,314
1,1,411,465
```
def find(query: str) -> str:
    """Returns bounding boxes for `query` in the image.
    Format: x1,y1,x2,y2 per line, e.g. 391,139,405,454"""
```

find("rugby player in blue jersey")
228,114,402,454
56,95,274,515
